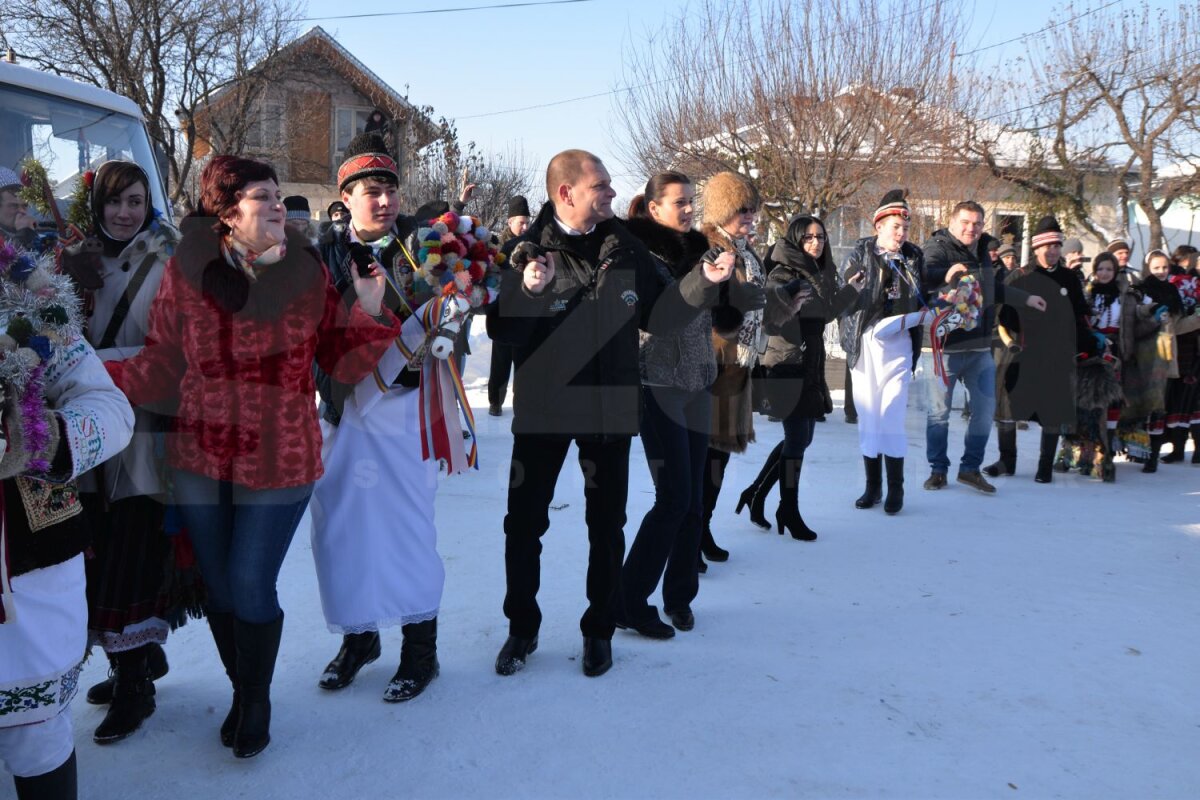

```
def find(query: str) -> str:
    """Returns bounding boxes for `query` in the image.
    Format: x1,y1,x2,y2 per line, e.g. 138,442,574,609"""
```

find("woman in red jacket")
106,156,400,759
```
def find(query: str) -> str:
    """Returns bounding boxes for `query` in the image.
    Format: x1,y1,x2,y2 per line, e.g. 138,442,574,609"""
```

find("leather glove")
728,278,766,313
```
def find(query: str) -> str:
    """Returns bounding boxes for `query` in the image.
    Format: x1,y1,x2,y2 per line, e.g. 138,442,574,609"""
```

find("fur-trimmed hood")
622,217,710,279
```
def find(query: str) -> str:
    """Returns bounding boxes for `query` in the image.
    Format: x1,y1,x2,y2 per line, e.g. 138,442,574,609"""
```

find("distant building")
188,26,439,217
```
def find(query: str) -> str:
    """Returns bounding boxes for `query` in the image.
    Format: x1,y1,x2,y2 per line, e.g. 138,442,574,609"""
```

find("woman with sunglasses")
755,215,864,539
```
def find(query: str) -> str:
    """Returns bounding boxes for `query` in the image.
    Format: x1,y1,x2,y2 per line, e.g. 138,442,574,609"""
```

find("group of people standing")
1,135,1196,800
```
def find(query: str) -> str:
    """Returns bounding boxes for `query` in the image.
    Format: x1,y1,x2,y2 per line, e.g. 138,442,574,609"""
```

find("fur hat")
702,171,759,226
507,195,530,219
873,189,909,225
1031,216,1064,249
1106,237,1131,254
337,133,399,192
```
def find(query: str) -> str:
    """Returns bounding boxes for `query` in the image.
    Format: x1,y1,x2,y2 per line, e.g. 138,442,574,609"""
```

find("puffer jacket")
490,203,719,437
839,237,925,369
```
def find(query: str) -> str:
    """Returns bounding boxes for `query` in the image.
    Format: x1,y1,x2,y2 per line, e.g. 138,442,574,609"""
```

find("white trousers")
0,712,73,778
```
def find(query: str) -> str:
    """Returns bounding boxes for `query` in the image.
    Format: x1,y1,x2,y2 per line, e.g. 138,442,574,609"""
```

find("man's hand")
459,168,476,204
945,263,969,284
701,250,735,283
1025,295,1047,312
351,257,386,317
523,252,555,295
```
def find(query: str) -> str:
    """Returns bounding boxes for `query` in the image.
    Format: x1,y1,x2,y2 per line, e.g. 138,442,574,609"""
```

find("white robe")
310,309,446,634
852,312,926,458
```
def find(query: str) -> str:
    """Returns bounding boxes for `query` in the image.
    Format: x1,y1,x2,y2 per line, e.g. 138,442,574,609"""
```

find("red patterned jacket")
106,223,400,489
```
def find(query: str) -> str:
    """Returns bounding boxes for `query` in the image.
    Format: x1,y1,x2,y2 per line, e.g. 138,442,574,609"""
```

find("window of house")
335,108,374,155
245,102,285,150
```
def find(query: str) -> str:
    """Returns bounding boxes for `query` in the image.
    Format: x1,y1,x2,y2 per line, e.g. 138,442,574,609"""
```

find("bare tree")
614,0,969,232
1,0,301,212
408,119,536,228
965,1,1200,248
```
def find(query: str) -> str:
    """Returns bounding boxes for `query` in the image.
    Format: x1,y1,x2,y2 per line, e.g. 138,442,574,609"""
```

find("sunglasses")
801,233,827,243
737,207,758,215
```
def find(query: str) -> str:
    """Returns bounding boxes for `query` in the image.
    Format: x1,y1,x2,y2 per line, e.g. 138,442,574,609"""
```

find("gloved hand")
728,278,766,313
347,243,378,278
1153,305,1169,323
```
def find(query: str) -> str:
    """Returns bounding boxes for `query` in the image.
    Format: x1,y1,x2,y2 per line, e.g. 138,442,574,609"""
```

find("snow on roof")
0,60,144,120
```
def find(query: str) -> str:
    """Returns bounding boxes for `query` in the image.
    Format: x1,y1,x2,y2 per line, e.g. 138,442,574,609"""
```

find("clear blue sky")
299,0,1090,204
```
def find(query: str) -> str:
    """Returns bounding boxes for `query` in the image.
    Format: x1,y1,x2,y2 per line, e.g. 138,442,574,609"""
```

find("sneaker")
956,471,996,494
923,472,947,490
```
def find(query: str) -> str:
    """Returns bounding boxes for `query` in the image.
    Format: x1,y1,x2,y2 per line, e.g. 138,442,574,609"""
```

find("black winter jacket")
921,229,1027,352
489,204,719,437
839,237,925,369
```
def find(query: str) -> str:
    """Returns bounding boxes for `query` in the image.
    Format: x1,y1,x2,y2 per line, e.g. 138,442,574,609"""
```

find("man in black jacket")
920,201,1043,494
489,150,736,678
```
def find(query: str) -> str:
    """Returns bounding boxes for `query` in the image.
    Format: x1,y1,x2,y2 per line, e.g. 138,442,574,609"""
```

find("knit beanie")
872,189,909,225
1031,216,1064,249
702,171,759,227
284,195,310,221
337,133,399,192
1106,237,1131,254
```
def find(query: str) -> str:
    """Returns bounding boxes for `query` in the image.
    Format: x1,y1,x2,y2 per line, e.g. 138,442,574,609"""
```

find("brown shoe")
922,472,947,490
957,471,996,494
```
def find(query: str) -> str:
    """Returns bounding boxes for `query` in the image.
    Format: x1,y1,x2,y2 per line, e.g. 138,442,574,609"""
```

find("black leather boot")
855,456,883,509
1192,425,1200,463
318,631,382,690
1143,433,1163,473
776,457,817,541
208,611,240,748
93,646,156,744
384,619,439,702
494,634,538,676
1161,428,1187,463
883,456,905,514
699,524,729,562
984,424,1018,477
233,614,284,759
13,750,76,800
1035,432,1058,483
736,441,781,530
87,642,168,705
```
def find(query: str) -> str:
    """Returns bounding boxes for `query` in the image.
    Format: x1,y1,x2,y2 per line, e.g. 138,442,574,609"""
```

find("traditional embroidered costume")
0,244,134,786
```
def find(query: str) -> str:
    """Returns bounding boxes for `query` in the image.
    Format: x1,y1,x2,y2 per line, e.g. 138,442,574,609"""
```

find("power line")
300,0,597,22
455,0,943,120
955,0,1126,57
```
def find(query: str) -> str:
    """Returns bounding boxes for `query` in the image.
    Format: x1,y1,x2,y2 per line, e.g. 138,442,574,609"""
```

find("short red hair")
197,155,278,234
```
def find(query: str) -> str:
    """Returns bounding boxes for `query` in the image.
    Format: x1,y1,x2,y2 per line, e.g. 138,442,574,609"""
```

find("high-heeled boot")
883,456,905,514
775,457,817,540
208,612,240,748
233,613,284,759
700,523,729,562
1035,432,1058,483
855,455,883,509
736,441,781,530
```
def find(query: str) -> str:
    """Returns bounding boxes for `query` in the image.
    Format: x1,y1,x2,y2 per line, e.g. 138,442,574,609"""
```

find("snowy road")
64,386,1200,799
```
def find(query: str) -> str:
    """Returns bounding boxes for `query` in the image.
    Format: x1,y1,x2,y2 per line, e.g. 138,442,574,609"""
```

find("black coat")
489,204,718,437
839,237,925,369
921,229,1026,352
761,237,858,417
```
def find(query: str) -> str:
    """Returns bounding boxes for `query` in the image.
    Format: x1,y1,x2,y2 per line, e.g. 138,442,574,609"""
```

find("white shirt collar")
554,216,595,237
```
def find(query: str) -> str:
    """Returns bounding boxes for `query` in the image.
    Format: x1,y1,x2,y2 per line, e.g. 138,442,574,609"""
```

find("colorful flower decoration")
410,211,501,309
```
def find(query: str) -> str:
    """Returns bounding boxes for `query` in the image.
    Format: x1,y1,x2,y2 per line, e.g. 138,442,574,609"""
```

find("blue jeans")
621,386,711,619
926,350,996,475
173,471,312,623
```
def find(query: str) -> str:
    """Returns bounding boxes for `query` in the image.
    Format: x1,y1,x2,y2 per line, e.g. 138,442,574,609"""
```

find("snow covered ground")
61,383,1200,800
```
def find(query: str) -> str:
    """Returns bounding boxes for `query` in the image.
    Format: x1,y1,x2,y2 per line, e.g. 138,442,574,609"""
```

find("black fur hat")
507,195,531,219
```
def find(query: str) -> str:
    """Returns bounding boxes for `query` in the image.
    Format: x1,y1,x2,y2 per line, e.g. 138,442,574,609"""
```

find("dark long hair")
627,171,692,219
91,160,152,252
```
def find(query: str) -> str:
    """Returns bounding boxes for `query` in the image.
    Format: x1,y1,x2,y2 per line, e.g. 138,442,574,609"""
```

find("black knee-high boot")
1101,429,1117,482
736,440,781,531
1035,431,1058,483
208,612,239,748
1192,424,1200,464
1161,427,1188,463
384,618,439,702
883,456,904,514
1142,433,1163,473
233,614,284,759
776,457,817,540
984,423,1018,477
855,455,883,509
13,750,76,800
